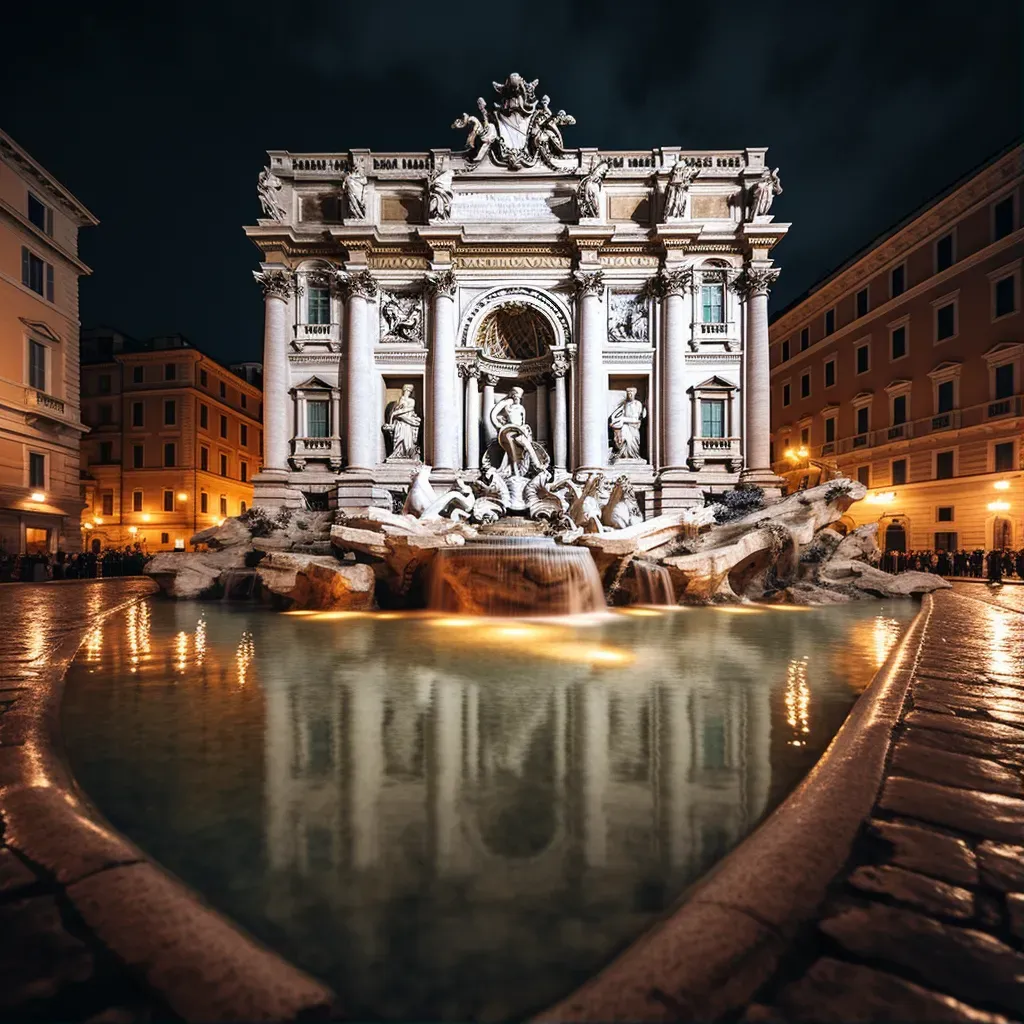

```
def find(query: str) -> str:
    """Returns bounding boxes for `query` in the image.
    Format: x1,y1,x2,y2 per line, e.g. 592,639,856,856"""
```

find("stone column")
330,388,343,473
427,270,458,471
482,374,500,445
739,265,780,482
574,270,607,472
428,680,463,874
551,355,568,472
535,380,549,447
253,268,294,472
343,270,378,472
661,268,692,469
347,675,384,870
462,364,481,469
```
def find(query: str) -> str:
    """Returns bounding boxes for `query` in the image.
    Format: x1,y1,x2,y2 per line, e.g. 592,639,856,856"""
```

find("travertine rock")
190,518,252,550
145,548,247,599
256,553,375,610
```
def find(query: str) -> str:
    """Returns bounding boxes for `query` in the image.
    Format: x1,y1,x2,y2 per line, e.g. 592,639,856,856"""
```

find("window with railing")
995,363,1015,400
29,340,46,391
701,399,725,438
308,286,331,325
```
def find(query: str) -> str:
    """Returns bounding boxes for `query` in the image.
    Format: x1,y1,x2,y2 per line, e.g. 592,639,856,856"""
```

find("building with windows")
770,144,1023,553
80,330,262,552
245,73,789,514
0,130,97,553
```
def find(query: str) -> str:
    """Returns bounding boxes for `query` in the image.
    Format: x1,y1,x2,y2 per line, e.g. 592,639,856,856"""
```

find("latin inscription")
450,192,571,223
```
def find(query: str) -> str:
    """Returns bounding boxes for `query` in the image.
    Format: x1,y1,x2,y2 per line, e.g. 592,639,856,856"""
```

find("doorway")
993,517,1012,550
883,522,907,552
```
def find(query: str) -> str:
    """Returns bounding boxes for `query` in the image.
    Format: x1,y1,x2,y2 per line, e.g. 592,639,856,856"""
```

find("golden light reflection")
174,631,189,673
306,611,372,622
84,624,103,662
194,614,206,667
533,642,634,668
236,631,255,686
784,656,810,746
617,608,663,617
712,605,764,615
873,615,902,668
126,601,151,673
988,609,1015,677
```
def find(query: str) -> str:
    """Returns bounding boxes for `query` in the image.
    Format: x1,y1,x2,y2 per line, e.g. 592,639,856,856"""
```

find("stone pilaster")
660,267,692,470
426,270,458,471
343,270,378,472
551,354,569,472
574,269,607,472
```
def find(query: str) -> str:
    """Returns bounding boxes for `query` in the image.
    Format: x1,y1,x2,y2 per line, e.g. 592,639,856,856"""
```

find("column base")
739,467,786,500
654,468,702,514
252,470,303,509
336,472,393,512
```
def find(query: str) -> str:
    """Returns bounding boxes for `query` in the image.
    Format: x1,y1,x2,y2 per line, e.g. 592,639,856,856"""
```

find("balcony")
689,321,738,351
293,323,340,349
290,436,342,471
820,441,836,456
24,387,67,425
688,436,743,471
987,396,1022,420
885,422,913,441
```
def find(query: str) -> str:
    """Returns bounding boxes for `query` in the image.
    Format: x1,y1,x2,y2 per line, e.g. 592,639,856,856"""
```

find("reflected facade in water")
63,600,915,1021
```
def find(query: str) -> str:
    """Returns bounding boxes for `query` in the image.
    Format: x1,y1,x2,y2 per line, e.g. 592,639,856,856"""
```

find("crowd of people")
879,548,1024,582
0,545,152,583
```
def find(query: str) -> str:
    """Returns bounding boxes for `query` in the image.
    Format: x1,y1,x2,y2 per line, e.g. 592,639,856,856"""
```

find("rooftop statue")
663,161,697,220
748,166,783,221
576,159,610,219
257,167,286,222
342,166,368,219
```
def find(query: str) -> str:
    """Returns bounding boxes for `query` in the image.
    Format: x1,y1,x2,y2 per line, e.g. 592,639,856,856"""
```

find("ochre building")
0,130,97,553
770,145,1022,553
245,73,790,514
80,330,263,552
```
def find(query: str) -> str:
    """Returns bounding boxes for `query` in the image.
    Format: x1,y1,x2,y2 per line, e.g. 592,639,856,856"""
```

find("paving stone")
881,776,1024,844
891,738,1023,797
819,903,1024,1011
917,679,1024,704
848,864,974,920
1008,893,1024,942
977,842,1024,892
915,699,958,715
0,894,93,1009
774,956,1011,1023
867,818,978,886
0,846,38,896
902,725,1024,767
903,710,1024,746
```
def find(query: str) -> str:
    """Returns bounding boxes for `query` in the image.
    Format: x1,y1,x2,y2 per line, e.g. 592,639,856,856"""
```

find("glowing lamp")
993,480,1011,490
30,491,45,502
83,522,94,530
141,513,151,522
128,526,138,535
866,491,896,505
93,517,103,525
988,500,1011,512
177,491,188,501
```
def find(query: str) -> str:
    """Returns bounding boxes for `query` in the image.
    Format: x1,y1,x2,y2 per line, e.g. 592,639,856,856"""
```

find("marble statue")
602,475,643,530
490,386,549,477
402,465,475,520
749,167,783,221
576,159,609,219
343,166,368,219
609,388,646,462
380,292,423,343
663,161,697,219
383,384,422,461
426,161,454,220
257,167,286,222
608,294,649,343
452,100,499,165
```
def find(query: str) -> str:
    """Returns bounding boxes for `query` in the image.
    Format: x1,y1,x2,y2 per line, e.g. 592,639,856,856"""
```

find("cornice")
0,133,98,225
0,200,92,274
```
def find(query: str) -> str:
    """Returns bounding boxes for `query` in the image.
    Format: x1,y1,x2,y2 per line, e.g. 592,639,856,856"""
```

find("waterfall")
428,537,606,616
633,561,676,605
220,568,257,601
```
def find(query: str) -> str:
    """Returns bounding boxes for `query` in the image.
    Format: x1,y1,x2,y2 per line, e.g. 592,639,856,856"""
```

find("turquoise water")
62,599,916,1021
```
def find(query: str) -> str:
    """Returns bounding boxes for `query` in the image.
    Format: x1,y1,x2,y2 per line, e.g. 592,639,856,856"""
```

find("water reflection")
62,600,916,1021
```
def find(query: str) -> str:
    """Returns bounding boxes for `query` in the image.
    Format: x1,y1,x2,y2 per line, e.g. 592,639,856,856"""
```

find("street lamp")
988,500,1011,512
128,526,138,536
993,480,1011,491
30,491,45,503
866,491,897,505
177,492,188,502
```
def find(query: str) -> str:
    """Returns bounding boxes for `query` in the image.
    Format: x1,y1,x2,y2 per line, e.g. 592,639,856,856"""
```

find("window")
993,195,1015,240
101,492,114,516
132,401,144,427
937,379,955,413
936,450,955,479
21,247,53,301
856,406,870,435
240,424,248,446
935,300,957,341
994,275,1017,319
28,452,45,488
200,446,209,471
856,288,869,318
995,441,1015,473
800,372,810,398
199,403,209,430
781,339,790,362
99,441,113,463
857,465,870,487
220,453,228,476
219,381,226,399
701,282,724,324
240,394,247,410
98,373,112,394
892,395,907,425
891,325,907,361
240,461,248,482
890,264,905,298
28,340,46,391
132,490,143,512
856,344,870,374
132,365,144,384
701,400,725,438
892,458,907,485
934,532,958,552
98,404,113,426
220,495,228,517
824,417,836,443
200,492,208,514
307,400,329,437
995,363,1015,399
200,369,208,387
824,358,836,388
782,383,791,407
308,285,331,325
164,399,176,426
240,500,247,514
800,426,809,446
132,444,144,469
824,308,835,335
163,490,174,512
164,363,176,381
800,327,809,350
219,414,228,439
935,233,954,273
28,193,52,234
163,443,176,467
161,532,170,545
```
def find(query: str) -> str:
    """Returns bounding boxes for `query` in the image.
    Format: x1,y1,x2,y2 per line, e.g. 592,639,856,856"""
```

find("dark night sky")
3,0,1020,365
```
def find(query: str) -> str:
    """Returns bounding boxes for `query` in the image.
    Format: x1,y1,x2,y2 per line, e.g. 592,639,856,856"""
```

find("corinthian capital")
342,269,378,300
737,266,781,299
658,267,693,297
253,268,295,300
550,354,570,379
426,268,458,299
573,269,604,299
458,362,480,380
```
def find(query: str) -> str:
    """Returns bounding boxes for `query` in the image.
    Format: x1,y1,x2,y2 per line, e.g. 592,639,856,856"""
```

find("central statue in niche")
490,387,550,477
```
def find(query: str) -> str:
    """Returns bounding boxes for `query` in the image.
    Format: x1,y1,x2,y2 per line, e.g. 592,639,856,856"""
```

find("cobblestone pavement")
746,588,1024,1023
0,580,175,1023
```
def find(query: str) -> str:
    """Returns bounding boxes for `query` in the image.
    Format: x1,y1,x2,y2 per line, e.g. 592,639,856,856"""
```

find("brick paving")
746,588,1024,1023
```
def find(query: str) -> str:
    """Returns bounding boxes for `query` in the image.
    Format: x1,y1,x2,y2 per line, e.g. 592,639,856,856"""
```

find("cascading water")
632,560,676,605
428,536,606,616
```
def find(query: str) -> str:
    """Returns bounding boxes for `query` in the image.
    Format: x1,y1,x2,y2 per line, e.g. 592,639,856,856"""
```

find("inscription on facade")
449,192,572,223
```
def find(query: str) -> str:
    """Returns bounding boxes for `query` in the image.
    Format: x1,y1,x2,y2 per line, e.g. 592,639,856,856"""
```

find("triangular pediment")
291,375,334,391
19,318,62,343
688,374,737,393
983,341,1024,364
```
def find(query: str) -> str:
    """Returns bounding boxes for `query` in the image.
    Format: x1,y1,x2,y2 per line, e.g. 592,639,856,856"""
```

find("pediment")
291,375,334,391
688,374,737,393
852,390,873,402
884,378,912,394
928,360,962,379
19,318,62,344
983,341,1024,364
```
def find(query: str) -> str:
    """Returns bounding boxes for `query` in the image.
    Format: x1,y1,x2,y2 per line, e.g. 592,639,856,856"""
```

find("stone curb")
535,595,933,1022
0,580,336,1022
